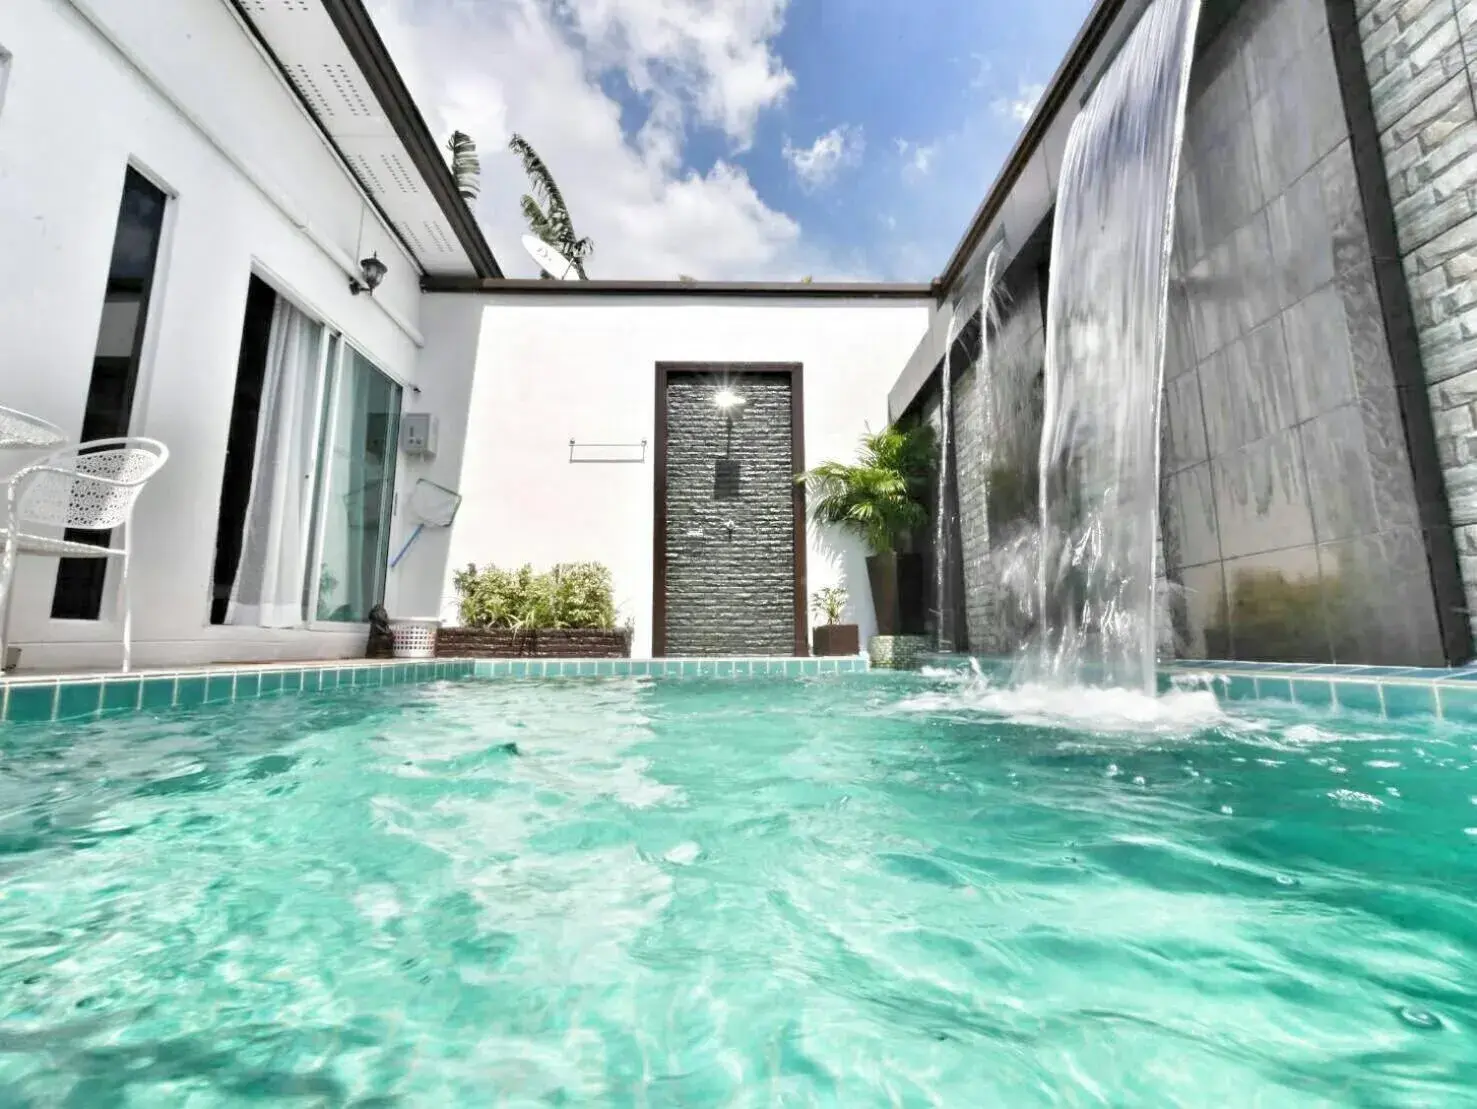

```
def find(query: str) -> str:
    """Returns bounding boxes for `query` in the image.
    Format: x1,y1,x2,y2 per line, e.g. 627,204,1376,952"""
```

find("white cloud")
554,0,795,150
366,0,856,281
895,138,938,178
993,80,1045,125
783,125,865,190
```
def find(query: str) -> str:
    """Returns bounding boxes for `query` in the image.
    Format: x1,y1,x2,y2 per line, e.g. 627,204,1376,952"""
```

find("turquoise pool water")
0,672,1473,1105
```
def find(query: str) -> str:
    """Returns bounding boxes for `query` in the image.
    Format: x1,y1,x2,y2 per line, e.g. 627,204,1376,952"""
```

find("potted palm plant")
798,421,937,636
811,586,859,656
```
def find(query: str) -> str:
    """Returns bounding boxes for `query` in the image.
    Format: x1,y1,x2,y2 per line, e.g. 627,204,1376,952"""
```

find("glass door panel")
311,346,400,622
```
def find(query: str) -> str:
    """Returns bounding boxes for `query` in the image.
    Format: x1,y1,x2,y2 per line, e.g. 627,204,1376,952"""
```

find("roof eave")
422,277,937,299
318,0,504,279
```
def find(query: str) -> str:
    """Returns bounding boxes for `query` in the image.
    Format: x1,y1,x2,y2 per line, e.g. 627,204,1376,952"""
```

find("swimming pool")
0,669,1472,1104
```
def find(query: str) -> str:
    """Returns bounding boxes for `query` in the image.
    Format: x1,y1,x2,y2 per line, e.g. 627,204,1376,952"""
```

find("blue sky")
750,1,1090,278
372,0,1094,281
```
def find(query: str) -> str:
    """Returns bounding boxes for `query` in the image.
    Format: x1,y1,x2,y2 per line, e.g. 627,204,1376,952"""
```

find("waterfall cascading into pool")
1035,0,1202,693
934,246,1003,655
933,308,960,652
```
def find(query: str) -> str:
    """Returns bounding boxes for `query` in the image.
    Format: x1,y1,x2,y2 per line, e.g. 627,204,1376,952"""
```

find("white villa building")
0,0,929,672
7,0,1476,672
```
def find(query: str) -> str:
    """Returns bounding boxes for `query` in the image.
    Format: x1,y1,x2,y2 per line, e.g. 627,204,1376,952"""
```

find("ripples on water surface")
0,672,1473,1105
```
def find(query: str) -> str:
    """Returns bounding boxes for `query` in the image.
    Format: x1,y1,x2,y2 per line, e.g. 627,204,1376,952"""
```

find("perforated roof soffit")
231,0,500,277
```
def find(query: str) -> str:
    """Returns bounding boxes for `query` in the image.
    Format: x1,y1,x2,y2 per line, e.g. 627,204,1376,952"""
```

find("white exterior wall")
436,296,932,657
0,0,446,670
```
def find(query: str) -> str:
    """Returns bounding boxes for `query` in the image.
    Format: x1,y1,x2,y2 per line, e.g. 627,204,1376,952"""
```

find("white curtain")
226,297,323,627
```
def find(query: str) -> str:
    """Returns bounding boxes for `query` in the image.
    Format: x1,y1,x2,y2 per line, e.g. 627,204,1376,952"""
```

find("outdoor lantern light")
713,387,746,414
350,253,389,296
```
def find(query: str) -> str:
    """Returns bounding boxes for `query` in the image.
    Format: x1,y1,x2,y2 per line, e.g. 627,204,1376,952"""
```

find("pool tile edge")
0,655,870,724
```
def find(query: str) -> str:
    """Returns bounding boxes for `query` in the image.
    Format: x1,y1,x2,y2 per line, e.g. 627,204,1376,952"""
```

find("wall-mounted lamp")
349,253,389,296
713,387,746,414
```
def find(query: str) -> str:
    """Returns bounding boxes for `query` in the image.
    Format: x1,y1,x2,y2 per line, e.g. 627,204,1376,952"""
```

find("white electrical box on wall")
401,412,439,457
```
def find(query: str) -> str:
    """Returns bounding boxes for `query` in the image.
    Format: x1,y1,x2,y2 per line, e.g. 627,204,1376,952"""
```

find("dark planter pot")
867,551,928,636
812,623,860,657
896,552,928,636
867,552,900,636
435,627,632,659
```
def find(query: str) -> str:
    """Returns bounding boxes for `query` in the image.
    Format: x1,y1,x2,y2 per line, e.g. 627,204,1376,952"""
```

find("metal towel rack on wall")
569,439,647,464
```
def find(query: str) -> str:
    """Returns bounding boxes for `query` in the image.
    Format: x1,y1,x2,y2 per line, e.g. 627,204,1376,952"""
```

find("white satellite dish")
521,235,582,281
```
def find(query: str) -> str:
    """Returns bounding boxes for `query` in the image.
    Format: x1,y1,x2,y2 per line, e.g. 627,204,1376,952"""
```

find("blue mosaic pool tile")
1438,684,1477,724
1290,678,1333,709
1254,677,1294,702
102,679,141,713
1381,682,1436,719
259,671,283,696
140,677,176,710
6,684,56,723
54,682,100,720
1225,675,1257,701
1334,681,1383,716
176,677,207,708
205,675,234,704
281,669,302,693
236,672,261,699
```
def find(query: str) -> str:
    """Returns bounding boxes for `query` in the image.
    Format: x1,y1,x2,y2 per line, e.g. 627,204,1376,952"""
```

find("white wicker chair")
0,405,68,452
0,438,169,672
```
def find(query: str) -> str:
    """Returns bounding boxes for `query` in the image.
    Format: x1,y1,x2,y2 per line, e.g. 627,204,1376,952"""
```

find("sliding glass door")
212,287,402,628
307,344,401,622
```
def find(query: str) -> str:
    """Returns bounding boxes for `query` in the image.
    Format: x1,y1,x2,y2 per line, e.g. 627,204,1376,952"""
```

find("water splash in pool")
1033,0,1203,692
900,661,1223,736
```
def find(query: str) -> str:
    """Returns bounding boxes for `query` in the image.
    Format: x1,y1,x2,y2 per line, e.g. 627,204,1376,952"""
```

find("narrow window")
0,46,13,117
51,168,168,620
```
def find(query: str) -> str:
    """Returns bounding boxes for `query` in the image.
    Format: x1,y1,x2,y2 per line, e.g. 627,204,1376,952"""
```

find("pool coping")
925,655,1477,724
0,655,870,725
3,652,1474,726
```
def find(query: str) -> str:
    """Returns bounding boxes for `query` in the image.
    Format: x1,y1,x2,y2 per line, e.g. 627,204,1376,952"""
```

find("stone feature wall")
662,373,797,656
1160,0,1446,664
1355,0,1477,637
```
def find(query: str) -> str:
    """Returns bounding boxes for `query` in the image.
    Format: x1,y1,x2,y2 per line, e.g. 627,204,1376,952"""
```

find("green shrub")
811,586,847,625
453,561,616,630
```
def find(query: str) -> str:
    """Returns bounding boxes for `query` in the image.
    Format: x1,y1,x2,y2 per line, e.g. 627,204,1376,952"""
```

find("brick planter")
435,627,632,659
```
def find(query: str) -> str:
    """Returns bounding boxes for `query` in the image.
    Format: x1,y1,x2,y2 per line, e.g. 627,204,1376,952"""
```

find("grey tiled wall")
952,266,1046,654
1355,0,1477,635
663,374,796,656
1162,0,1445,664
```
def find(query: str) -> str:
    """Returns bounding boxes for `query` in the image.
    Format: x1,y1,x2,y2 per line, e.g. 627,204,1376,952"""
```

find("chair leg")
119,547,132,674
0,536,16,673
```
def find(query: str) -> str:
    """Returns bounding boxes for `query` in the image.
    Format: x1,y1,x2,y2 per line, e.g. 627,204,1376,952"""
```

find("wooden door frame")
652,362,807,657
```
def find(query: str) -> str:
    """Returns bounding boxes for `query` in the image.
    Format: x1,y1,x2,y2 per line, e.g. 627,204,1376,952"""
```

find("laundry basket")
390,618,440,659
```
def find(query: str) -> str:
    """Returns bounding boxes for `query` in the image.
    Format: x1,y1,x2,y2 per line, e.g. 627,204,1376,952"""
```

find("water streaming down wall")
932,309,960,652
1035,0,1203,692
934,245,1004,653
